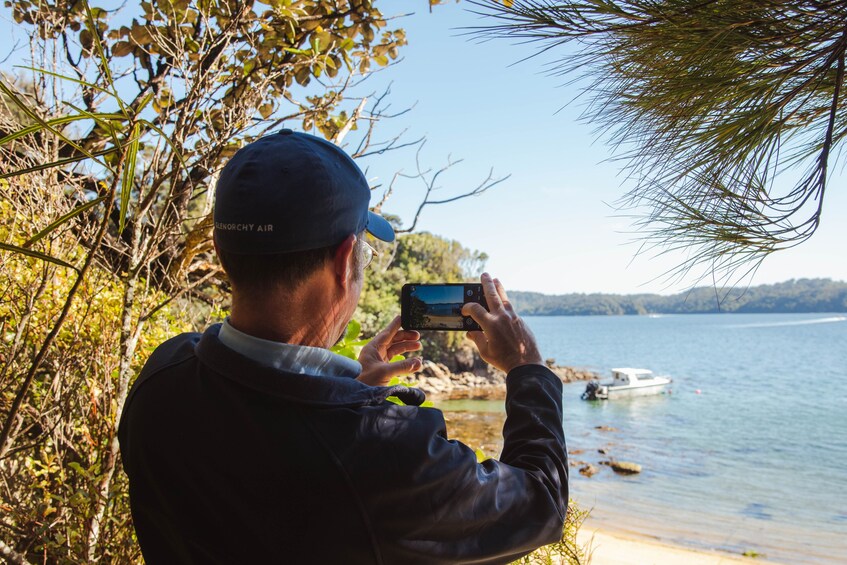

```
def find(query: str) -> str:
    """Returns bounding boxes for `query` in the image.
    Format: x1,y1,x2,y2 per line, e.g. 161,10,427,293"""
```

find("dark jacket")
118,324,568,564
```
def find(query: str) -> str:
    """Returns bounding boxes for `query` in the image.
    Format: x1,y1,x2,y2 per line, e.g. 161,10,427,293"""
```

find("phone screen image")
401,284,485,331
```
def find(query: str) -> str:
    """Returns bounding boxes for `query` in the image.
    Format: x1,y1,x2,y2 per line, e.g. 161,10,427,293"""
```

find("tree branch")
395,143,510,234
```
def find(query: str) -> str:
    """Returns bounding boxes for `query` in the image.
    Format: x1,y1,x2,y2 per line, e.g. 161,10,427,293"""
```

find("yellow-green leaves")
385,377,435,408
118,123,140,236
331,318,368,360
111,41,134,58
258,102,274,119
0,242,79,272
22,196,107,250
0,0,423,561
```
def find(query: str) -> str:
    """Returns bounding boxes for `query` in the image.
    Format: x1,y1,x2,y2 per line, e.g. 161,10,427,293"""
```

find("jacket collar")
196,324,426,408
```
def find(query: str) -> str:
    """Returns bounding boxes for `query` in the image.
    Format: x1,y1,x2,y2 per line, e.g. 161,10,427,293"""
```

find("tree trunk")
85,273,144,561
0,536,33,565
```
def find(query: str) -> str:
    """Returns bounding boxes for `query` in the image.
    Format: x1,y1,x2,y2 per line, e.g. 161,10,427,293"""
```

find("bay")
442,313,847,564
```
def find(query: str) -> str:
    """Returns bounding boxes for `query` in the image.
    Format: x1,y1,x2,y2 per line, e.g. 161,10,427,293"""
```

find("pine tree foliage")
472,0,847,285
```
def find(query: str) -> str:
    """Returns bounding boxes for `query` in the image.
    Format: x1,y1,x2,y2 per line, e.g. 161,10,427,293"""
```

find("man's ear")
333,234,357,286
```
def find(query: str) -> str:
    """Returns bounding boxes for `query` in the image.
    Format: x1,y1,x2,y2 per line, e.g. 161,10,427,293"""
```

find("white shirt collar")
217,318,362,379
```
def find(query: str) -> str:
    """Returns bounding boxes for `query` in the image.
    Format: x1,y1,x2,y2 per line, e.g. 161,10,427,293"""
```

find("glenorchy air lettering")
214,223,274,232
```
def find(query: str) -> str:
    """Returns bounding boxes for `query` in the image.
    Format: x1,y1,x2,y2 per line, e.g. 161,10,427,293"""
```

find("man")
119,130,568,564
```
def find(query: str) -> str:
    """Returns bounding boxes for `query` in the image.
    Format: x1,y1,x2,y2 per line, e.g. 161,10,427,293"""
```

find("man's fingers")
383,315,403,336
493,278,513,312
387,341,422,359
480,272,502,311
383,357,422,380
462,302,491,328
403,357,423,373
370,315,402,346
391,330,420,344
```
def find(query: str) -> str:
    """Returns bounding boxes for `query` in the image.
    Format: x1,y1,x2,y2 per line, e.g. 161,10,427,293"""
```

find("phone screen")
401,283,486,331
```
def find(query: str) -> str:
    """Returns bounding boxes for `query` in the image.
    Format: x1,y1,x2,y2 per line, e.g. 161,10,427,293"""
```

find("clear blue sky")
354,4,847,295
1,3,844,295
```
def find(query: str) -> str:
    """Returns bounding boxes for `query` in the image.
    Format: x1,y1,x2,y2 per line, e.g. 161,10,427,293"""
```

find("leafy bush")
1,182,194,562
512,501,591,565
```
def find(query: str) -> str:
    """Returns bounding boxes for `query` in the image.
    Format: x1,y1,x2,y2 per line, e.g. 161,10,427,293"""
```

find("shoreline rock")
407,359,600,400
608,461,642,475
579,464,599,478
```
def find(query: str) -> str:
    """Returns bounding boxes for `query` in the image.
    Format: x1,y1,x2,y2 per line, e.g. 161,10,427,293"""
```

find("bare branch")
396,143,510,234
332,97,367,146
372,170,403,211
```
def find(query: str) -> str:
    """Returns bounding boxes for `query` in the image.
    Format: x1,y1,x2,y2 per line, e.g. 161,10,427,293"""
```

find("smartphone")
401,283,487,331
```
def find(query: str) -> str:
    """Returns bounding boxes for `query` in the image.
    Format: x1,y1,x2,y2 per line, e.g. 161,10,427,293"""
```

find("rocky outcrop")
405,361,505,400
405,357,600,400
545,362,599,383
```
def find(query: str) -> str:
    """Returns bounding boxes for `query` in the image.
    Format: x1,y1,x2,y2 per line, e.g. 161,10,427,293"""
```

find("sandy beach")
577,526,782,565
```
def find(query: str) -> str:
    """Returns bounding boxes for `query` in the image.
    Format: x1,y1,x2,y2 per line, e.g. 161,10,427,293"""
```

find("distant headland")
510,278,847,316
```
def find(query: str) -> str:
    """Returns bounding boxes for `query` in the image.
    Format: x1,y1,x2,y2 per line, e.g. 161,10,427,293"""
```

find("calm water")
445,313,847,564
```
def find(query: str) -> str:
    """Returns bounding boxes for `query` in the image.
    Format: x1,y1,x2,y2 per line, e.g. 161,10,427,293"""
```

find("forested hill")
509,279,847,316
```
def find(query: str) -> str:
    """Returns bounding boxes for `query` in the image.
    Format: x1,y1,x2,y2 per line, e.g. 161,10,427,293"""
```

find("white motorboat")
581,368,672,400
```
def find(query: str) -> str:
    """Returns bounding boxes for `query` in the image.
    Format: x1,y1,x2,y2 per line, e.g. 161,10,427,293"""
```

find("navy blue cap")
214,130,395,254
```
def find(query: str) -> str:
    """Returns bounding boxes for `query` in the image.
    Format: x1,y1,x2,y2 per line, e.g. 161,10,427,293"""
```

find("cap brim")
367,211,395,243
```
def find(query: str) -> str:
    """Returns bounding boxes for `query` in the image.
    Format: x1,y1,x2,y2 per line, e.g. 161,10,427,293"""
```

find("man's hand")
462,273,544,373
357,316,423,387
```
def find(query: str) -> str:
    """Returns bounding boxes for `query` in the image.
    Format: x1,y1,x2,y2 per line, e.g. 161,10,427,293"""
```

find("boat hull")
583,378,671,400
603,381,669,398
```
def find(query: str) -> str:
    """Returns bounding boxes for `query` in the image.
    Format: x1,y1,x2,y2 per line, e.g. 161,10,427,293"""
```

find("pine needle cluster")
472,0,847,285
